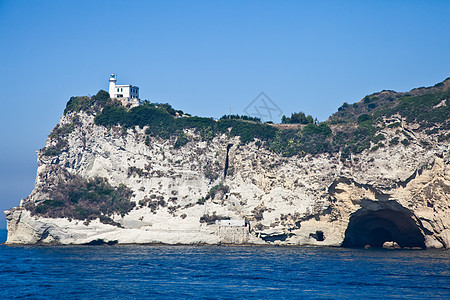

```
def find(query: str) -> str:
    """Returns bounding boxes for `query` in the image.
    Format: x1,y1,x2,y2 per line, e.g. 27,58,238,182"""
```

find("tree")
281,112,315,124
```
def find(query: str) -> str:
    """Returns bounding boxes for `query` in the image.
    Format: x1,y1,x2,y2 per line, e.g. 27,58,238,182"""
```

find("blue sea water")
0,229,449,299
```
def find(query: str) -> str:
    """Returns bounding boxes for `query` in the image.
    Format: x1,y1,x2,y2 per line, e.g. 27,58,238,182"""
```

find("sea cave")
342,200,426,249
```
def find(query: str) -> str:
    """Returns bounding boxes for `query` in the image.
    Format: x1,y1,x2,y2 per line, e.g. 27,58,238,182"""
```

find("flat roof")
115,84,139,88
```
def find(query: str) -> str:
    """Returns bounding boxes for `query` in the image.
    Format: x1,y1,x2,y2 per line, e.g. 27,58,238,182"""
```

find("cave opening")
369,227,392,248
342,201,426,249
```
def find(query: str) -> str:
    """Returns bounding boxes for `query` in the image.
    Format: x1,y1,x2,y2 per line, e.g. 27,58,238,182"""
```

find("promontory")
5,78,450,248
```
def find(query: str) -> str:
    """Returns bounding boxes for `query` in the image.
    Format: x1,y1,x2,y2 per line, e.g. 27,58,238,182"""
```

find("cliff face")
5,83,450,248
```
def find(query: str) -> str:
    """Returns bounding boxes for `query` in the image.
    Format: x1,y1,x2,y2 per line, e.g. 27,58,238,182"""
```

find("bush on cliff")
26,175,134,226
199,213,230,225
64,90,112,115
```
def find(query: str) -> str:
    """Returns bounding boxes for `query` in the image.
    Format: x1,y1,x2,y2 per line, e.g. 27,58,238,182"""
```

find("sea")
0,229,448,299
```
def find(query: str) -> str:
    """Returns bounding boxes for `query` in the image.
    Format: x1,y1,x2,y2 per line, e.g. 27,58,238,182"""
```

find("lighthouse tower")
109,73,117,97
107,73,140,107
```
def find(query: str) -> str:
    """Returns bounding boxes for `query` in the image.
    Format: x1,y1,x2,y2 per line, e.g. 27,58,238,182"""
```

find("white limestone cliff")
5,109,450,248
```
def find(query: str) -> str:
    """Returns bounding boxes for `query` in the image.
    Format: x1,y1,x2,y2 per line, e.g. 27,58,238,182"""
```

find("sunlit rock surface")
5,95,450,248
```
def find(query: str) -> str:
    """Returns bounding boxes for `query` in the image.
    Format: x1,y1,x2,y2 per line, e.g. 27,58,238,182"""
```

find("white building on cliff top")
108,73,140,106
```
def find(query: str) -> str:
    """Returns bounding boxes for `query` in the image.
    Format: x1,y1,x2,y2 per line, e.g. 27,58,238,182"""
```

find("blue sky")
1,0,449,228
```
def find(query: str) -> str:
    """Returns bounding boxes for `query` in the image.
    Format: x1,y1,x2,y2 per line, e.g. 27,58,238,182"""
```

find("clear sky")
1,0,449,228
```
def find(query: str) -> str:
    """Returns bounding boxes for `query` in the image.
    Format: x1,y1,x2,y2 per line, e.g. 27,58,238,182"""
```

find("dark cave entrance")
342,201,426,249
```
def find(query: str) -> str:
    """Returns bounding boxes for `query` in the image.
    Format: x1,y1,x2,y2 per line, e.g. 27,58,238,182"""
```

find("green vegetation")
401,138,411,146
138,196,166,212
42,138,69,157
42,90,112,157
64,96,93,115
327,82,450,160
49,121,77,139
128,166,144,177
26,175,134,226
332,117,376,160
203,164,219,181
281,111,315,124
64,90,110,115
267,123,332,157
92,100,336,157
94,101,278,143
195,184,231,205
389,137,400,146
197,197,206,205
219,114,261,123
387,122,401,128
205,184,230,200
375,90,450,129
42,117,82,157
174,132,189,148
372,133,385,144
57,80,448,162
199,212,230,225
370,142,385,152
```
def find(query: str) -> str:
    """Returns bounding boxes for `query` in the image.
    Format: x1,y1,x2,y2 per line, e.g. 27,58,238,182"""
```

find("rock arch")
342,200,426,248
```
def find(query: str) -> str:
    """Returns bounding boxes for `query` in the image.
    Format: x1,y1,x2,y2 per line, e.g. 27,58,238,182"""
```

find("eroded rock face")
4,110,450,248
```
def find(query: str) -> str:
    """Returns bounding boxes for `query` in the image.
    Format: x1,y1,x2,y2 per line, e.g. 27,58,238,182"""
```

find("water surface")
1,229,448,299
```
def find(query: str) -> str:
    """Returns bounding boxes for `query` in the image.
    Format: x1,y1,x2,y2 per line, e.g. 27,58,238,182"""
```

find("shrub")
197,197,206,205
174,132,189,148
363,96,372,104
281,112,314,124
49,123,75,140
64,90,111,115
401,139,410,146
204,164,219,181
389,137,399,146
205,184,230,200
420,140,430,147
302,123,332,136
219,114,261,123
42,138,68,157
25,172,134,226
357,114,371,124
91,90,110,107
199,212,230,225
64,96,93,115
252,205,267,221
338,102,349,112
372,133,385,144
128,166,144,177
139,196,166,212
388,122,401,128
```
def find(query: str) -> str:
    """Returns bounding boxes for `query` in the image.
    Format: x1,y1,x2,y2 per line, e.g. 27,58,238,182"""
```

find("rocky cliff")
5,80,450,248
